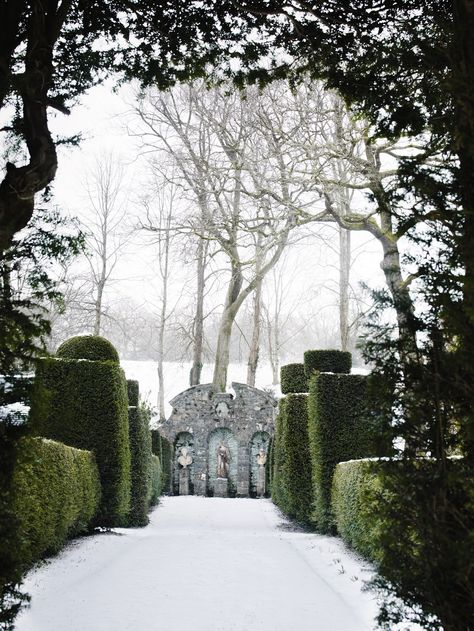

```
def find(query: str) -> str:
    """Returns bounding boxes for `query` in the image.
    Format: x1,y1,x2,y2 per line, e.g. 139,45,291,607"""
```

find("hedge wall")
127,379,140,407
148,455,163,507
128,405,152,526
151,429,171,493
331,460,382,561
30,357,131,527
304,349,351,376
56,335,119,363
280,363,308,394
307,372,373,532
270,398,288,508
10,437,100,571
272,395,313,523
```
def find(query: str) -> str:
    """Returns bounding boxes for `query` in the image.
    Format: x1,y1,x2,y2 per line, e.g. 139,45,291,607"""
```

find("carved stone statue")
216,443,230,478
256,447,267,497
178,446,193,468
256,448,267,467
178,447,193,495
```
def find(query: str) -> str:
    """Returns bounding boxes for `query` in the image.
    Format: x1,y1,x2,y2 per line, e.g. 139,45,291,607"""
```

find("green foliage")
151,429,171,493
331,460,383,562
30,356,130,527
270,399,288,508
56,335,119,363
127,380,140,407
128,404,152,527
0,423,29,630
148,455,163,507
266,436,274,493
0,204,84,628
272,395,313,524
307,372,373,532
280,363,308,394
9,437,100,571
304,349,351,375
370,459,474,631
0,205,84,375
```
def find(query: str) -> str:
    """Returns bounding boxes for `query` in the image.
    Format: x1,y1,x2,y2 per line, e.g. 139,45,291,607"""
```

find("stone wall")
159,382,276,497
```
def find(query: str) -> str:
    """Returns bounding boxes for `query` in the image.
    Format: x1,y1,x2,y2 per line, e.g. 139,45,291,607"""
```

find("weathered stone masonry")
159,382,277,497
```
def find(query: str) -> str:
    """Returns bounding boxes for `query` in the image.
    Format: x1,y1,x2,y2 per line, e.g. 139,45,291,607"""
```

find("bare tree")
81,152,129,336
132,82,324,391
139,181,178,421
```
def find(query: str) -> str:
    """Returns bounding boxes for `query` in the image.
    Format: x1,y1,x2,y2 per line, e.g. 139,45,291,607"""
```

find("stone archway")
250,431,271,497
173,432,195,495
208,428,237,497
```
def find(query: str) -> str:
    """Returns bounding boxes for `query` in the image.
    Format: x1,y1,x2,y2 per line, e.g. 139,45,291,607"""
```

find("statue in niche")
178,447,193,496
216,443,230,478
178,446,193,468
256,448,267,467
215,401,229,418
256,447,267,497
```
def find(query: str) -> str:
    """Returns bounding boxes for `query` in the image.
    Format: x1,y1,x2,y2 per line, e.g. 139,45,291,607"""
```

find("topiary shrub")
30,357,130,527
272,395,313,523
10,437,100,571
56,335,119,363
127,379,140,407
280,363,308,394
304,349,352,376
331,459,383,561
148,455,163,506
270,399,288,508
307,372,373,532
128,403,152,526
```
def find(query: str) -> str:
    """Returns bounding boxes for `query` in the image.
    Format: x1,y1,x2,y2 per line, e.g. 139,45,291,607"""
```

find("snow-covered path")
16,497,379,631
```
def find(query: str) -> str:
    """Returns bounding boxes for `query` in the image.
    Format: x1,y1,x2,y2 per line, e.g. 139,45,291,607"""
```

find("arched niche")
173,431,195,495
208,427,237,496
249,431,271,497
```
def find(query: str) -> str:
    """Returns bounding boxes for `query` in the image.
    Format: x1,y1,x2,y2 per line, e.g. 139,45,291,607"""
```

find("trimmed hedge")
272,394,313,523
151,430,172,493
128,404,152,526
280,363,308,394
56,335,120,363
331,460,382,561
127,379,140,407
30,356,130,527
11,437,100,570
270,398,288,508
307,372,373,532
304,349,351,375
148,455,163,506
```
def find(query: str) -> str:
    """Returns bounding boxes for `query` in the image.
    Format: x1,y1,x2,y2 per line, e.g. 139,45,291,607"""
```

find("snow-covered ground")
16,496,382,631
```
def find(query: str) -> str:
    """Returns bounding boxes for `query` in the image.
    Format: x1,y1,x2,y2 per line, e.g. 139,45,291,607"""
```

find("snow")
15,496,384,631
0,402,30,425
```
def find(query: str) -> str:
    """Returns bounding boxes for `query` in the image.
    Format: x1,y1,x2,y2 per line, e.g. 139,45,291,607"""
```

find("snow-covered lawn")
16,496,381,631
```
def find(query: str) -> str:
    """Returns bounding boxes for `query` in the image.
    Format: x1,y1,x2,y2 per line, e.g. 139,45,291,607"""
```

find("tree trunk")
247,275,263,387
212,306,236,392
453,0,474,463
93,280,104,335
157,231,170,421
0,3,64,251
189,238,206,386
339,226,350,351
